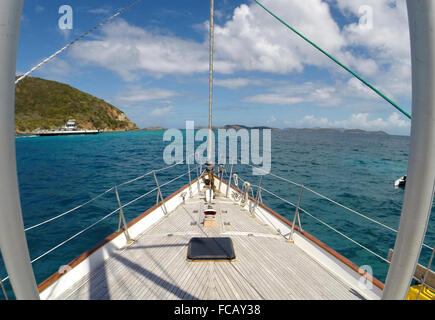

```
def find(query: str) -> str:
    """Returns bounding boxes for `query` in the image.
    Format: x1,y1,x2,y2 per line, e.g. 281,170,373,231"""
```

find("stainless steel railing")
222,164,434,266
1,160,432,299
0,161,201,297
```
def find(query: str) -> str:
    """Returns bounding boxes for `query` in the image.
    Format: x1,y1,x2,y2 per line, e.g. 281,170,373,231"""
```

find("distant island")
143,127,166,131
15,76,139,134
285,128,389,135
189,125,387,135
195,124,279,130
13,78,391,137
138,125,389,136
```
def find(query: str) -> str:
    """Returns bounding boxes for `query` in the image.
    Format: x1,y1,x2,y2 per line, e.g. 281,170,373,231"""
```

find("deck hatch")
187,237,235,261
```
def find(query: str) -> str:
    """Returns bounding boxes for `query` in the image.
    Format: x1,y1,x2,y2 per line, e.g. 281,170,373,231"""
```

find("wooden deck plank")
151,242,193,300
174,261,202,300
230,238,285,299
67,235,187,300
132,237,191,300
104,235,179,298
186,261,209,300
60,191,364,300
197,262,212,300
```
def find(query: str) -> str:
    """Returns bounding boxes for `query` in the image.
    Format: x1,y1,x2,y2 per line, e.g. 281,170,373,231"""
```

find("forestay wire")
15,0,143,84
254,0,412,120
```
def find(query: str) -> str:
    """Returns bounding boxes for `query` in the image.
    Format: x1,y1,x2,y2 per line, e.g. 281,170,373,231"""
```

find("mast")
382,0,435,300
0,0,40,299
208,0,215,163
204,0,215,204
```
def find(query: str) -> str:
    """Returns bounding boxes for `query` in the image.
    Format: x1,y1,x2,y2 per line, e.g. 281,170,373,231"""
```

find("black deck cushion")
187,237,236,260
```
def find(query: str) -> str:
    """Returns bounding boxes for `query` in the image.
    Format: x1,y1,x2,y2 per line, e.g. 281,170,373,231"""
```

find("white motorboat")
36,119,99,136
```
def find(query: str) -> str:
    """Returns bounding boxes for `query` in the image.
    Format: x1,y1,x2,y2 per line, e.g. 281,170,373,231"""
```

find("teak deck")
56,191,365,300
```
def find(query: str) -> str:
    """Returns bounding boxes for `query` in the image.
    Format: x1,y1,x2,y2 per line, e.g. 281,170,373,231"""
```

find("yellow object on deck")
406,285,435,300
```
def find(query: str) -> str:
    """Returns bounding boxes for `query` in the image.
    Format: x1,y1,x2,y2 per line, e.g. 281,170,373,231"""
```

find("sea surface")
1,130,434,299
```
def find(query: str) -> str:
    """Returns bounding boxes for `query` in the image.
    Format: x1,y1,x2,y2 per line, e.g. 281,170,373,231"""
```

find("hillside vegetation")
15,77,138,134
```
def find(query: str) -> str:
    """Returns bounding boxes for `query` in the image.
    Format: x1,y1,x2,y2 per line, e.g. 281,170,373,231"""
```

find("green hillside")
15,77,138,133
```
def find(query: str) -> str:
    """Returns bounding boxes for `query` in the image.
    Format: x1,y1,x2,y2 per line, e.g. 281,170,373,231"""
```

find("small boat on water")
395,175,407,189
35,120,99,136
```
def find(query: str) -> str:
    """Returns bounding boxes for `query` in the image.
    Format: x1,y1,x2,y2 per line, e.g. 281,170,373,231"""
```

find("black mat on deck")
187,237,235,260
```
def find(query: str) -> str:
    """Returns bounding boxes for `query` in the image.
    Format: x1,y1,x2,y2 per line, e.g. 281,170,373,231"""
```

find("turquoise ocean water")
1,130,434,299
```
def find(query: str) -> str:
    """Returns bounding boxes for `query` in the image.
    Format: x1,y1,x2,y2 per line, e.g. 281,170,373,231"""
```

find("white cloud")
68,1,375,78
285,112,410,134
35,57,76,82
69,19,209,80
333,0,411,98
117,87,180,104
243,82,341,107
336,0,409,59
65,0,411,117
214,77,263,89
212,0,347,74
88,7,112,15
246,94,304,105
150,106,173,117
241,76,410,114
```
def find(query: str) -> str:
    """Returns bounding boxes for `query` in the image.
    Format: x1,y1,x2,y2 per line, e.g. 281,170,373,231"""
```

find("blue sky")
17,0,412,135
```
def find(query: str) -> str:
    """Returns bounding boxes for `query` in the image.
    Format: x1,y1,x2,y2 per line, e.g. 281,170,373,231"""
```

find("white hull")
36,130,99,136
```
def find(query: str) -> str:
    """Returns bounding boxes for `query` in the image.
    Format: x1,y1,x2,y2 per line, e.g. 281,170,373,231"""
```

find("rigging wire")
28,168,195,265
254,0,412,120
23,159,188,233
244,164,434,251
15,0,143,84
